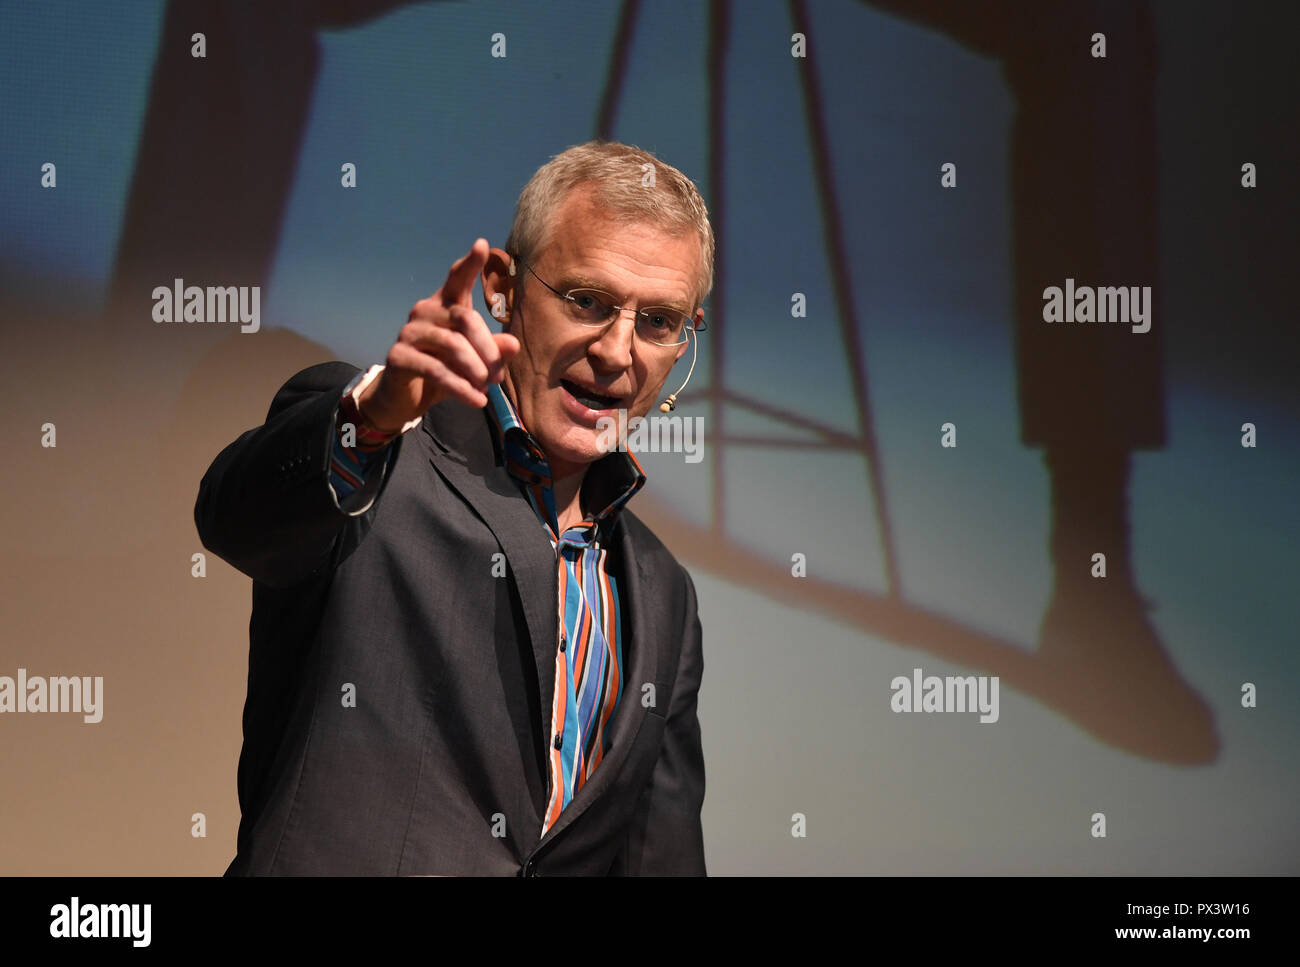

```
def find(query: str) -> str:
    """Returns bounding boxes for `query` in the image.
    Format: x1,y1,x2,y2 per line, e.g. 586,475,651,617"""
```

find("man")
195,140,712,875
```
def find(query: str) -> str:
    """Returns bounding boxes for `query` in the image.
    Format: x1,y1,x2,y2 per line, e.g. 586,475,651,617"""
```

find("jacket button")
559,635,567,653
553,733,563,750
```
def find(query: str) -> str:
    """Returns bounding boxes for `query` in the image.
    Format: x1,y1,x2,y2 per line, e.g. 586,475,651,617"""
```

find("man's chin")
543,406,654,467
540,429,611,474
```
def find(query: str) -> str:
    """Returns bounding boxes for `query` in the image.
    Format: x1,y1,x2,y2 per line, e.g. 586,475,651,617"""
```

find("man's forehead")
542,198,700,304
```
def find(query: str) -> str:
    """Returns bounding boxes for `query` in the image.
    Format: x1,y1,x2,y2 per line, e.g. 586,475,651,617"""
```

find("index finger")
439,238,489,308
447,305,510,380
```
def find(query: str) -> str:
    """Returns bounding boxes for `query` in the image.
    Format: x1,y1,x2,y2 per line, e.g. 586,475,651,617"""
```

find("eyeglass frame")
509,253,707,348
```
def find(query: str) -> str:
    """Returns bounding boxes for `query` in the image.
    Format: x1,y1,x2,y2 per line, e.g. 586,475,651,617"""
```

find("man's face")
483,189,701,480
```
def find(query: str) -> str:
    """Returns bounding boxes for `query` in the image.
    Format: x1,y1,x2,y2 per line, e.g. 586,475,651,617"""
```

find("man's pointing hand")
358,238,521,432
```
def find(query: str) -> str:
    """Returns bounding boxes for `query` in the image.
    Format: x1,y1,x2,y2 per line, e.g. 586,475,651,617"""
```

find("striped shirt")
482,382,645,836
326,370,645,839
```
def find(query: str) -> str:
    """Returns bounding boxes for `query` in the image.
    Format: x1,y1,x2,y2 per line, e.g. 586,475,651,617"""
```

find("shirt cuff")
327,365,422,516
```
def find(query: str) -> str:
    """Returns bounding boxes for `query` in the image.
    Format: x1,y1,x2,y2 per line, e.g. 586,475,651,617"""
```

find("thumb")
494,332,520,357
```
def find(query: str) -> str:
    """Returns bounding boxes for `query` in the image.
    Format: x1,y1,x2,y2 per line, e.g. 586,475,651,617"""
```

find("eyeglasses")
514,255,706,348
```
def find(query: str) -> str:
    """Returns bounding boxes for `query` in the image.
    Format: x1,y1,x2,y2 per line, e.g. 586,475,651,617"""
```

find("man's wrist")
340,389,397,439
339,365,424,448
337,366,404,453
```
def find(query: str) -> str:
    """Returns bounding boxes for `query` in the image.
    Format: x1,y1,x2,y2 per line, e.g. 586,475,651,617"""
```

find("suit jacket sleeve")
610,564,707,875
194,361,402,588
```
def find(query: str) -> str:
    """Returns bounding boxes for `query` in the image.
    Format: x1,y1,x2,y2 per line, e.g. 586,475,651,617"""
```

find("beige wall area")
2,308,335,875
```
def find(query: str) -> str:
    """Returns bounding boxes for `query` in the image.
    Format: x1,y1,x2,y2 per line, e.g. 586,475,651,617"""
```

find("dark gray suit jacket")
195,362,706,875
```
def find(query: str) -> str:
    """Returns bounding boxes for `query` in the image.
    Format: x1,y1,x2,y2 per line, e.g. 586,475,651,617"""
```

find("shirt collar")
484,381,646,526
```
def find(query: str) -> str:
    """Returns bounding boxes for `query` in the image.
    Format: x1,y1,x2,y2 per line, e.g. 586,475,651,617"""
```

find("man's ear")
674,308,704,362
481,247,516,325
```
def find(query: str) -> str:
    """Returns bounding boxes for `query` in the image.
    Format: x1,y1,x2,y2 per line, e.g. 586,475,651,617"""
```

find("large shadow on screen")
89,0,1217,767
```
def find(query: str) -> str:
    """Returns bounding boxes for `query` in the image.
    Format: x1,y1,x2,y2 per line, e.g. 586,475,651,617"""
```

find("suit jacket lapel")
419,402,664,848
421,404,559,739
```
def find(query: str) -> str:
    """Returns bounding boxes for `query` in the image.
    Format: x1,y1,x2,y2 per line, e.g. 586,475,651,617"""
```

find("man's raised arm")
194,361,379,588
193,238,519,588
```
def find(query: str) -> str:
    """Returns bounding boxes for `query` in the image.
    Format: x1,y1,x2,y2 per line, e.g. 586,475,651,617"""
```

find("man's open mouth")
561,379,621,411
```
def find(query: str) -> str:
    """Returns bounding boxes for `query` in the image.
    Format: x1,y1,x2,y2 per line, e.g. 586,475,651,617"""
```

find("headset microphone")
659,327,700,413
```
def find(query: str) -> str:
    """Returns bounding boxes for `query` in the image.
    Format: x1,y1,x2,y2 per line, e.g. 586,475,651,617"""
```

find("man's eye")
643,311,682,332
569,292,610,317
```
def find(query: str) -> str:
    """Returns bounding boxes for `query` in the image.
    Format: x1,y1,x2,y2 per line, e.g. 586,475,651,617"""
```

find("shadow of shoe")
1034,587,1219,764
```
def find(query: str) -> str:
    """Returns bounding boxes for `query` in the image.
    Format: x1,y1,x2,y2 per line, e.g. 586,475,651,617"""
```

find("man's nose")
588,310,636,370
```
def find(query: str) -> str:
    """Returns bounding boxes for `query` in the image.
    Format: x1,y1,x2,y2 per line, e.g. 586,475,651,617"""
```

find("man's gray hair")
505,140,715,309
